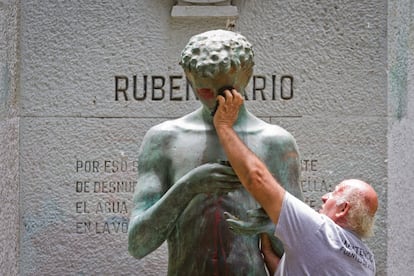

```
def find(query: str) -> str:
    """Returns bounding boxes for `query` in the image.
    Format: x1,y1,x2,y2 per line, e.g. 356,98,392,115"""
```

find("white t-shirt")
274,192,376,276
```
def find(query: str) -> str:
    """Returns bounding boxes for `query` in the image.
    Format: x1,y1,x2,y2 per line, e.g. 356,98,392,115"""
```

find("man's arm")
260,233,280,275
213,89,286,225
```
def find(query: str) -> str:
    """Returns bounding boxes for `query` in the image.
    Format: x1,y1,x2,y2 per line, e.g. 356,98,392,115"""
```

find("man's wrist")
215,125,234,135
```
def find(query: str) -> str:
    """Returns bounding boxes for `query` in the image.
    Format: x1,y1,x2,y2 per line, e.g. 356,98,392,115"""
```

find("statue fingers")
246,207,269,218
223,211,239,221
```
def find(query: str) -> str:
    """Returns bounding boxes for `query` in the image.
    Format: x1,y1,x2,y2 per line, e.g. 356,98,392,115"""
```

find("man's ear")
335,201,350,219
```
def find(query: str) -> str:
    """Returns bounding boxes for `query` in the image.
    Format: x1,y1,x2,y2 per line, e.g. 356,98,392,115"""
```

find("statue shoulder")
143,120,182,140
266,124,294,139
248,118,294,139
138,121,182,158
258,122,298,148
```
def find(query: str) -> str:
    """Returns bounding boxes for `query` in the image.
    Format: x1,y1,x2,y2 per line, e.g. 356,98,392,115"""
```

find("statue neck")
200,104,250,126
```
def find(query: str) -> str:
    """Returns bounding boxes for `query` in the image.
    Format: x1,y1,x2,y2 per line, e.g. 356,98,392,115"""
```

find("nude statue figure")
128,29,303,275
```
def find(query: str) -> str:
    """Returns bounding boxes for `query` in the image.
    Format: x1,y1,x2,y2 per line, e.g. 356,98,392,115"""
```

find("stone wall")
387,0,414,275
0,0,19,275
0,0,412,275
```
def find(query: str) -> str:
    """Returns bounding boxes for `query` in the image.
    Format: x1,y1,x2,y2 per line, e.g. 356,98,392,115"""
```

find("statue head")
180,30,254,110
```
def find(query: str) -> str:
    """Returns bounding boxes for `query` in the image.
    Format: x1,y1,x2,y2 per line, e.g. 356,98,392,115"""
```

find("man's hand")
261,233,282,275
213,89,244,129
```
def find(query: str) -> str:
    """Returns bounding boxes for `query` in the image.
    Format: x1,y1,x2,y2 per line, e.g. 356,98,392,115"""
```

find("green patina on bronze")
180,30,254,78
128,29,302,275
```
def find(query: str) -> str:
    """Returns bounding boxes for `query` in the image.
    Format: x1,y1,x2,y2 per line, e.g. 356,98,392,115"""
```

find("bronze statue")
128,29,302,275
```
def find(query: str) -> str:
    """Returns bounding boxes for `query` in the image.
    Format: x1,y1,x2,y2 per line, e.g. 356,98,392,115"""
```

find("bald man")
213,89,379,276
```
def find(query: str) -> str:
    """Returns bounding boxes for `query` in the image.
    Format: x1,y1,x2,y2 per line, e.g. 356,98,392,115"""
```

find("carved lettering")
114,74,295,102
133,75,147,100
303,196,319,210
170,75,183,100
76,160,99,172
76,181,90,193
76,221,129,234
93,181,136,193
75,160,138,173
152,76,165,100
301,159,318,171
301,177,331,192
75,201,89,213
74,158,136,235
281,75,294,100
115,76,129,101
95,201,128,214
252,75,266,100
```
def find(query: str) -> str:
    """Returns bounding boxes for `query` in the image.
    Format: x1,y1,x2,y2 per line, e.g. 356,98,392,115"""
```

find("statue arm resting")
128,130,196,259
128,171,196,258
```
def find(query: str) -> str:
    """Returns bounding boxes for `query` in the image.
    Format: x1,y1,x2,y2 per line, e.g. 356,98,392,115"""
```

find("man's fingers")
223,89,233,100
232,89,243,103
218,89,243,105
216,94,225,106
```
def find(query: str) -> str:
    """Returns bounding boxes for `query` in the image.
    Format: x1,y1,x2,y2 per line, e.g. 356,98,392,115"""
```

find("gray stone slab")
0,118,20,276
0,0,400,275
19,117,169,274
19,1,387,119
18,115,388,274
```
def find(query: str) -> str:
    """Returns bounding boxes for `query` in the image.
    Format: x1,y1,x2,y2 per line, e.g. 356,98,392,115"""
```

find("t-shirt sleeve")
275,192,327,252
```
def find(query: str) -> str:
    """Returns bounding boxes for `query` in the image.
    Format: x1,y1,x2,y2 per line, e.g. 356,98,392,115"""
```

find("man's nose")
321,192,330,203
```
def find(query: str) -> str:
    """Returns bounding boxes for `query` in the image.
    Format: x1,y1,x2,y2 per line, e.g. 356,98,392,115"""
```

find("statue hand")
184,163,242,195
224,208,275,236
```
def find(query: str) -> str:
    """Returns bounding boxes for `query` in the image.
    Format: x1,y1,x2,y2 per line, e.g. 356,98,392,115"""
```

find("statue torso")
154,114,284,275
